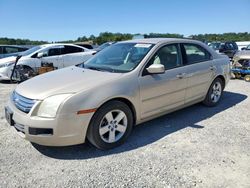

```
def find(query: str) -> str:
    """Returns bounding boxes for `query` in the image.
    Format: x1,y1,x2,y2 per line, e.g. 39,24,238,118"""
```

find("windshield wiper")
86,65,115,73
86,66,103,72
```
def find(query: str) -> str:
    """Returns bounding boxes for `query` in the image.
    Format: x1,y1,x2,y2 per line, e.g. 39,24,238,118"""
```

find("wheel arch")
215,75,226,89
96,97,137,125
20,64,34,70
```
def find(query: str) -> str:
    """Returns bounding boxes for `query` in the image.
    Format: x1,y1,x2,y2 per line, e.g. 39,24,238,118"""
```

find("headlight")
0,61,15,68
36,94,72,118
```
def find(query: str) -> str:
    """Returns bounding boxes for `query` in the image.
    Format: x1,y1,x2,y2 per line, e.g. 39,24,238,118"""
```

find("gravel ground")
0,79,249,188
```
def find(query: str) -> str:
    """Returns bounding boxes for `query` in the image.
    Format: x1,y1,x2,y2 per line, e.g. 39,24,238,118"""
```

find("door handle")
210,66,216,71
176,73,186,79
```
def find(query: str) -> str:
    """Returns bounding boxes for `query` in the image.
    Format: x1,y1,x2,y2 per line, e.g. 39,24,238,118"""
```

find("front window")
80,43,154,73
146,44,182,70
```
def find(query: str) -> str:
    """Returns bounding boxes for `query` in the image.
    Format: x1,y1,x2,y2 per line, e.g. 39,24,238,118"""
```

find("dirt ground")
0,79,249,188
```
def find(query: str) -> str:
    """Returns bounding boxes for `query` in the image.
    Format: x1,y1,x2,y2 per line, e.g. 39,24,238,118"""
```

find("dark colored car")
209,42,238,59
0,45,29,59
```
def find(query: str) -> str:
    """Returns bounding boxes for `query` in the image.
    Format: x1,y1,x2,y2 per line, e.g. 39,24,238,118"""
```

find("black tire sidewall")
204,78,223,107
87,101,133,150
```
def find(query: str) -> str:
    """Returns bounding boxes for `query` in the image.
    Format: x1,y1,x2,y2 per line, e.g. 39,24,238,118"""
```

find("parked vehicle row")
4,38,230,149
0,45,29,59
0,44,95,81
231,45,250,82
208,41,238,59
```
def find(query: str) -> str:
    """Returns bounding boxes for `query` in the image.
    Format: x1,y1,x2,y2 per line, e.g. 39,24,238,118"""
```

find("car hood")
0,55,30,65
0,56,16,65
15,66,123,100
235,50,250,59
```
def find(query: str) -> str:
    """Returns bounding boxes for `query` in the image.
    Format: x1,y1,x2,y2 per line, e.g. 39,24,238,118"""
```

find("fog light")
29,128,53,135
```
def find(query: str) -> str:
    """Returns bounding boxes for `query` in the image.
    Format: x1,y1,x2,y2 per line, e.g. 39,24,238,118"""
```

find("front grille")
12,91,36,113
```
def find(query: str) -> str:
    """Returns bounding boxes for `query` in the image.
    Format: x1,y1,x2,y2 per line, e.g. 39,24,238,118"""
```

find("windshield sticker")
134,44,152,48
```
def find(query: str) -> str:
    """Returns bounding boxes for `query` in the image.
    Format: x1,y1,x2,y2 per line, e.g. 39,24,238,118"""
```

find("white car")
0,44,95,81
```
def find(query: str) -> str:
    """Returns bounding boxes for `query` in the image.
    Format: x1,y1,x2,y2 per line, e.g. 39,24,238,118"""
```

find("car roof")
121,38,203,45
39,43,87,49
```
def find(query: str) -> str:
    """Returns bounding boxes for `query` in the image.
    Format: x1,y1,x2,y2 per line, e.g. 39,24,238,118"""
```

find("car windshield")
20,46,42,56
209,43,221,50
247,45,250,50
79,43,154,73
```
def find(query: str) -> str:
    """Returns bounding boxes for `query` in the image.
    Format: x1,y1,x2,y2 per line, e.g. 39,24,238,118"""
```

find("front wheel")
87,101,133,150
203,78,223,107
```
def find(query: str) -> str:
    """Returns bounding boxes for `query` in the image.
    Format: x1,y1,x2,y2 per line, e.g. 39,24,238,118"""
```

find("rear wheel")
203,78,223,107
87,101,133,150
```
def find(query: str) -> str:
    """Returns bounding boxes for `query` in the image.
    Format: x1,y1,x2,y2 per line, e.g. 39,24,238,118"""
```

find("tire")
203,77,223,107
15,66,35,82
244,75,250,82
87,101,133,150
234,73,241,79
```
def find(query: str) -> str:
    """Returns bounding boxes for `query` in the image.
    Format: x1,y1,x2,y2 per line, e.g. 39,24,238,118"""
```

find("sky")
0,0,249,42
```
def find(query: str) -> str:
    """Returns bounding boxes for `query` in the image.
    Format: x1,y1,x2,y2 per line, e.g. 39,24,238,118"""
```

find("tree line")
1,32,250,45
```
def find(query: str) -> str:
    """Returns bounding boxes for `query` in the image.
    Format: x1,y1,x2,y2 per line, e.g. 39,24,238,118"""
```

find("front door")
41,46,64,69
139,44,187,119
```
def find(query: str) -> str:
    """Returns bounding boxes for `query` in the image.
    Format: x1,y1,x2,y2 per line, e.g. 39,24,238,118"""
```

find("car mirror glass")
146,64,165,74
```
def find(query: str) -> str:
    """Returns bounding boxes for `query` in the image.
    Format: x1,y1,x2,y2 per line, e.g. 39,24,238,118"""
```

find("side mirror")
37,52,44,58
146,64,165,74
241,47,246,51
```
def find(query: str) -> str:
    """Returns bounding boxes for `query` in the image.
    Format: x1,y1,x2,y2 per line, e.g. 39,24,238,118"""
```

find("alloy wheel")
99,110,128,143
211,81,222,103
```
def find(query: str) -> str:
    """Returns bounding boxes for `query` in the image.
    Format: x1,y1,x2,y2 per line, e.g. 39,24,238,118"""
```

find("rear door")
181,43,214,104
62,45,92,67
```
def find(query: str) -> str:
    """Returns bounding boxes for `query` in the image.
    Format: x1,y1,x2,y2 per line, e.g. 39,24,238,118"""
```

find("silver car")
232,46,250,68
5,38,230,149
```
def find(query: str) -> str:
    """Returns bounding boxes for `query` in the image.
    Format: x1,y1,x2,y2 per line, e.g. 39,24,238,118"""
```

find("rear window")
183,43,211,64
63,46,84,54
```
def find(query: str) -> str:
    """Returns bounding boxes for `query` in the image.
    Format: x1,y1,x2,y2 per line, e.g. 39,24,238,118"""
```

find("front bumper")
6,99,94,146
0,67,11,80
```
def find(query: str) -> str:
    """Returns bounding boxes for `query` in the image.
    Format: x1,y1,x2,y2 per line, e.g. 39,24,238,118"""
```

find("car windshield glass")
247,45,250,50
20,46,42,56
79,43,154,73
